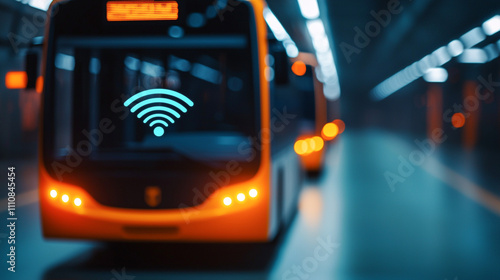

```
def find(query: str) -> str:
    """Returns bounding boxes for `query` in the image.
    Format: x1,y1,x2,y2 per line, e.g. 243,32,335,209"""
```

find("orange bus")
39,0,307,241
291,60,343,174
292,62,328,173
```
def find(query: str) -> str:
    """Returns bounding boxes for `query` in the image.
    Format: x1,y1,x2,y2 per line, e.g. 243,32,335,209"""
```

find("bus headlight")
249,189,258,198
223,197,232,206
74,198,82,206
222,188,258,206
237,193,245,202
49,189,84,208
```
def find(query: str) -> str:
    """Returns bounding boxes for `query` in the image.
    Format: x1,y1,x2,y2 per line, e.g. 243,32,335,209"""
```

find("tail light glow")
295,136,325,156
322,123,339,140
311,136,324,151
294,140,307,155
332,119,345,134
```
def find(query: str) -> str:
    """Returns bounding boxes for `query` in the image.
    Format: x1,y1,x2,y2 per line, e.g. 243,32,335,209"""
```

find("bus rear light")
321,123,339,140
311,136,324,151
332,119,345,134
62,194,69,203
307,138,316,151
295,136,324,156
50,190,57,198
294,140,309,155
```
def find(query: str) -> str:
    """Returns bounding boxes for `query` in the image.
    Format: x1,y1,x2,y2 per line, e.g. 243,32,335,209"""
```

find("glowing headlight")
237,193,246,201
74,198,82,206
223,197,232,206
249,189,258,198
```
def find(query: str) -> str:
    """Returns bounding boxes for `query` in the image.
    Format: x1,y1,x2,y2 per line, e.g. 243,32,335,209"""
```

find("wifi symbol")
123,89,194,137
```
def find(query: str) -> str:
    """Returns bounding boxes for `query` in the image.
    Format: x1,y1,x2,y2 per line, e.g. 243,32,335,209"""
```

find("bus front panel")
40,0,273,241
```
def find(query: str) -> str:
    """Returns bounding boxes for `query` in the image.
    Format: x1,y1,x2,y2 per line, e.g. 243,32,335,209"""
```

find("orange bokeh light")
294,140,308,155
311,136,324,152
36,76,43,94
332,119,345,134
322,123,339,140
5,71,27,89
452,113,465,128
291,61,307,76
295,136,324,156
307,138,316,151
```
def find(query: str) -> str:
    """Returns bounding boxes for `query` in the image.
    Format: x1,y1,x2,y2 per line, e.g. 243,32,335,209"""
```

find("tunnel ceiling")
326,0,500,97
270,0,500,99
2,0,500,100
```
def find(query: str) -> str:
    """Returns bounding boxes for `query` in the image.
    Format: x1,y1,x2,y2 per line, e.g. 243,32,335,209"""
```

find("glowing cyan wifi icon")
124,89,194,137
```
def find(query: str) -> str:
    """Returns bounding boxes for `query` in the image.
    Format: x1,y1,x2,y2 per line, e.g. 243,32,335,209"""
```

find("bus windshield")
42,0,261,186
47,37,259,167
41,0,263,208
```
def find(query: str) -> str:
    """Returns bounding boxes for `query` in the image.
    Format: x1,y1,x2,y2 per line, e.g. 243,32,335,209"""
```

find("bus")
291,60,342,174
292,62,328,173
39,0,307,241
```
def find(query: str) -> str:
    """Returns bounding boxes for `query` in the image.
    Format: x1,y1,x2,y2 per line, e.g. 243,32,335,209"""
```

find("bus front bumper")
39,169,272,242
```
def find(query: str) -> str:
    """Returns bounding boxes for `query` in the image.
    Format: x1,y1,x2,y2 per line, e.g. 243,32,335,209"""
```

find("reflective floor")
1,129,500,280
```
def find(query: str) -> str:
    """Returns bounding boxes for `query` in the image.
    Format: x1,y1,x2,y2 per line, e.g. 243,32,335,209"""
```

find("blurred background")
1,0,500,279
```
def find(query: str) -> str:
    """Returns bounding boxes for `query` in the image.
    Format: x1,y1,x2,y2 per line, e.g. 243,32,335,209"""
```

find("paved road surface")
1,129,499,280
